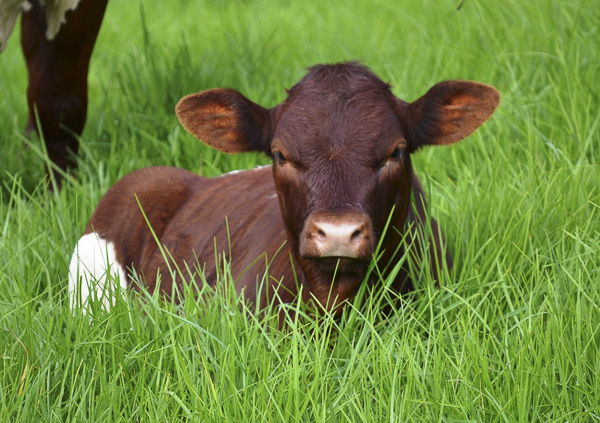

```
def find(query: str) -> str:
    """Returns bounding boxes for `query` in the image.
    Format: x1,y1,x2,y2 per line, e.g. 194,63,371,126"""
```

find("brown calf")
68,62,499,315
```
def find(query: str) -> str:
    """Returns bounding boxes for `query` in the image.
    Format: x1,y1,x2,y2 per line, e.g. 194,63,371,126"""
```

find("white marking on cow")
0,0,81,52
42,0,82,39
221,164,271,177
223,168,244,176
68,232,128,313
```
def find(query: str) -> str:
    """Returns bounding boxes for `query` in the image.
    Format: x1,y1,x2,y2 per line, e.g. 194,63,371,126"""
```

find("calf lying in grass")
69,62,499,316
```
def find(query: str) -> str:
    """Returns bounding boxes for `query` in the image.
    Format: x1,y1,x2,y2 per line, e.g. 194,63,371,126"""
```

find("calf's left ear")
406,81,500,150
176,88,272,154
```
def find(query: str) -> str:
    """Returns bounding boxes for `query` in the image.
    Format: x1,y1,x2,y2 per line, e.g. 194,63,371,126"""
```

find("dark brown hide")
21,0,108,186
84,166,300,308
82,62,500,315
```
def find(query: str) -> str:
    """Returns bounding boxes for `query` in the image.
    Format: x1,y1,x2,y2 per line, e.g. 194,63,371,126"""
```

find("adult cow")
69,62,499,317
1,0,108,185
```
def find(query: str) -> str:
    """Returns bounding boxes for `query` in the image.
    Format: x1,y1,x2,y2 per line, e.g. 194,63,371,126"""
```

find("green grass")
1,0,599,420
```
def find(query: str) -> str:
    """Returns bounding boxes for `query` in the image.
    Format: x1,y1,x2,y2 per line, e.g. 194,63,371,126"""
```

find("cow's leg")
21,0,108,186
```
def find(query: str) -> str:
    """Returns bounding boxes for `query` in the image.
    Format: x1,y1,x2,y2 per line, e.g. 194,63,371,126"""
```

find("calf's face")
176,63,499,300
269,78,414,287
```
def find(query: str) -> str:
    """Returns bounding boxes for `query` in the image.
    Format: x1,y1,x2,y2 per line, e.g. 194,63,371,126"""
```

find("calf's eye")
275,151,287,164
390,147,404,160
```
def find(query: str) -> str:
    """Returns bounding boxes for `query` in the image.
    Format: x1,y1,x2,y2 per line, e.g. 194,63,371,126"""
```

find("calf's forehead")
274,92,405,159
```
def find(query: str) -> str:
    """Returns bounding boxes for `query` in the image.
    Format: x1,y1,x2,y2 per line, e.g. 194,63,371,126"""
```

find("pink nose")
299,213,373,259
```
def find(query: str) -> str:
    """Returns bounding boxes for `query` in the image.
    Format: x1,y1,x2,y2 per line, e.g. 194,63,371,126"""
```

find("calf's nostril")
350,227,363,242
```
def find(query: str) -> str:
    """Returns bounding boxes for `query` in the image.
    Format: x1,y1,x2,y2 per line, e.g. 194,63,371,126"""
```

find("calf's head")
176,62,499,301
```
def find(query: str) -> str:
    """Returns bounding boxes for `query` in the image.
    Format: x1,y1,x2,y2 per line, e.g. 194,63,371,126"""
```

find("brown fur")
81,62,500,316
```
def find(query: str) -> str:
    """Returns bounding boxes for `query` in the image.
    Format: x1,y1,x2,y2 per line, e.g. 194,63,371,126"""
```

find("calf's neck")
69,62,499,315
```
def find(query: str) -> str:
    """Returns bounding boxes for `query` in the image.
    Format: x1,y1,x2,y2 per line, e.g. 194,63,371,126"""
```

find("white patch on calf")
68,232,128,313
221,164,271,177
223,168,244,177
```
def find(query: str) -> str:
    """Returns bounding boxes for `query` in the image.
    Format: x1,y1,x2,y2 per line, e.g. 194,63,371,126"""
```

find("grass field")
1,0,599,421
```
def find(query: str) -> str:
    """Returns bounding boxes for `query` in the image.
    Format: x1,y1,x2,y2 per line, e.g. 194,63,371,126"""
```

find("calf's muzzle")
299,213,373,259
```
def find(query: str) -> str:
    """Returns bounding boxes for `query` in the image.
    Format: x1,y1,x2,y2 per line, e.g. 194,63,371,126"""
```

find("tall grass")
1,0,599,421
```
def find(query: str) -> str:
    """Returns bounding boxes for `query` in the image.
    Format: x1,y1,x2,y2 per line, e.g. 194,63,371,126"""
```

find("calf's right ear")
176,88,272,154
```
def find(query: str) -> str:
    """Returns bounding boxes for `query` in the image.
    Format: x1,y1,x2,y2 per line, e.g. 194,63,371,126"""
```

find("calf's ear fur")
406,81,500,151
176,88,272,154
